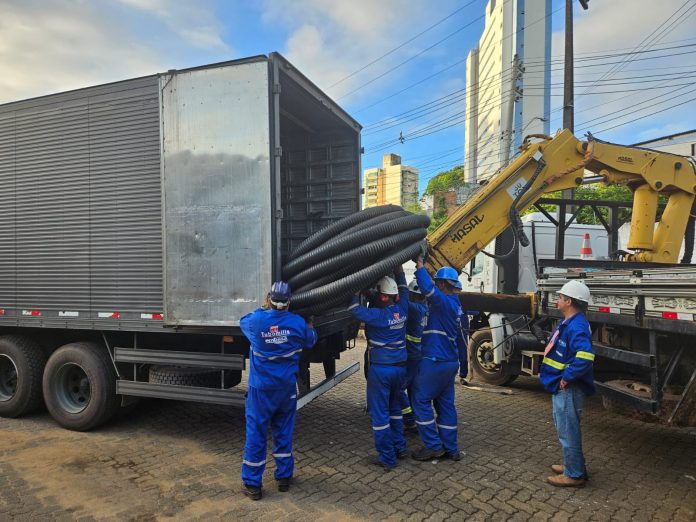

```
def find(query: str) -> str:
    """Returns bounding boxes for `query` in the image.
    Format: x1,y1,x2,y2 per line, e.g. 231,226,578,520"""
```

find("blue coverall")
400,301,428,426
457,311,470,379
412,267,463,455
240,308,317,488
349,272,409,467
540,313,595,479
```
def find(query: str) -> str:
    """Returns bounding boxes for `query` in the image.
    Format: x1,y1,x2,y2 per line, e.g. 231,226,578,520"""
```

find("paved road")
1,341,695,521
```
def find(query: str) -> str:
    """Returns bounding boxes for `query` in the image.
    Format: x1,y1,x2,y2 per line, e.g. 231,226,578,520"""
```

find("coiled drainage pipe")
282,206,429,314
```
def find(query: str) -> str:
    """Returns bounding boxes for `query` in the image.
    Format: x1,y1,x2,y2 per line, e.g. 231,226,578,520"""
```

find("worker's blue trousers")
242,386,296,488
412,358,459,454
367,364,407,467
398,358,420,426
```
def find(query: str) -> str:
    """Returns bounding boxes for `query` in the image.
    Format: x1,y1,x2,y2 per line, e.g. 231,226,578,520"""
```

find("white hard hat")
377,276,398,295
558,280,591,303
407,279,421,294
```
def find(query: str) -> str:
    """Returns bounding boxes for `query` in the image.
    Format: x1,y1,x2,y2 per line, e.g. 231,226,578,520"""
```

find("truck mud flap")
297,362,360,410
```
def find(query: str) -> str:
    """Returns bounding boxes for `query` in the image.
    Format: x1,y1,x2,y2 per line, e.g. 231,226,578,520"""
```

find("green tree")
528,184,634,225
405,203,425,215
424,165,465,195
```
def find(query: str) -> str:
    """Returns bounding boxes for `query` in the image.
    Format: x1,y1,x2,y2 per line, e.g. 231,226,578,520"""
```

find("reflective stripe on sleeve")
390,415,403,420
243,459,266,467
437,424,457,430
273,453,292,458
347,303,359,310
575,351,595,361
253,348,303,360
416,419,435,426
406,334,421,343
423,329,456,342
425,288,435,297
542,357,568,370
372,424,390,431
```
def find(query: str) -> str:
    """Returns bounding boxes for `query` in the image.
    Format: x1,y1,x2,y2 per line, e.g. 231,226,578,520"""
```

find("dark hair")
570,297,588,312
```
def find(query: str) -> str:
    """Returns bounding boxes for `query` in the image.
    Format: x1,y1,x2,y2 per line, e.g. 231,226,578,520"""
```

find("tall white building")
464,0,552,183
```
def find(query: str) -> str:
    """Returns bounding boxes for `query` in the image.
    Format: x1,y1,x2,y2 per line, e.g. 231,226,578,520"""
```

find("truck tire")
0,336,47,418
43,342,120,431
149,366,228,387
469,329,517,386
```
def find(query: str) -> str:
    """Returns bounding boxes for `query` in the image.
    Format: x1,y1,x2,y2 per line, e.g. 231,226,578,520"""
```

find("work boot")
445,451,462,461
242,484,262,500
551,465,589,480
411,446,446,461
546,474,586,488
460,377,469,386
277,478,291,492
370,457,395,471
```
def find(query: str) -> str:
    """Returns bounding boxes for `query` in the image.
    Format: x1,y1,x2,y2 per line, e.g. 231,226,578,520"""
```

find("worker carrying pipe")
348,265,410,470
240,281,317,500
410,256,464,462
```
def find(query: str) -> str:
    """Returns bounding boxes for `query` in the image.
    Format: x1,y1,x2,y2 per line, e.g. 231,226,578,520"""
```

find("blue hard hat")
454,280,462,290
270,281,292,303
434,266,459,282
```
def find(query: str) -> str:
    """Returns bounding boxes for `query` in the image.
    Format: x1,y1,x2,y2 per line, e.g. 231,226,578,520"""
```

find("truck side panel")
160,61,272,326
0,77,163,327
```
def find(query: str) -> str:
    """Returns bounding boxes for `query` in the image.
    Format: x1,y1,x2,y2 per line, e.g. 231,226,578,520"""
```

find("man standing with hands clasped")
540,280,595,487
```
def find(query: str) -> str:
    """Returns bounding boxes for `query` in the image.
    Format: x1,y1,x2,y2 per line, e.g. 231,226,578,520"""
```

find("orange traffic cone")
580,233,593,260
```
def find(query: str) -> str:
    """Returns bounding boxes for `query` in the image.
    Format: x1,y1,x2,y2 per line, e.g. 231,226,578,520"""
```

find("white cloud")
0,0,231,104
117,0,230,51
260,0,463,103
549,0,696,141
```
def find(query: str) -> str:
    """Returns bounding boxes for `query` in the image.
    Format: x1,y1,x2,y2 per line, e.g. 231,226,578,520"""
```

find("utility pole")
561,2,589,194
557,0,589,259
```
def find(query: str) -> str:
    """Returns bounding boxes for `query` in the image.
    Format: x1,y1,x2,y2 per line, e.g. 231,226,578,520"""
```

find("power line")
328,0,479,89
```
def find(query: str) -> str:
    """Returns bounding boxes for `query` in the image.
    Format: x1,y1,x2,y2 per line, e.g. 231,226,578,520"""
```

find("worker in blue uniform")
240,281,317,500
540,280,594,488
399,279,428,429
349,265,409,470
411,256,463,461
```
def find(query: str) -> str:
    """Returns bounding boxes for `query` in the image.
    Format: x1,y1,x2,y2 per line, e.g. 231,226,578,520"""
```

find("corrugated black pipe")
288,228,427,289
283,214,430,279
291,241,424,312
290,204,403,259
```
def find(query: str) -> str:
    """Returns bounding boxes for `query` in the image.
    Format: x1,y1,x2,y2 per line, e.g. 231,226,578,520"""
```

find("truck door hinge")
274,146,283,157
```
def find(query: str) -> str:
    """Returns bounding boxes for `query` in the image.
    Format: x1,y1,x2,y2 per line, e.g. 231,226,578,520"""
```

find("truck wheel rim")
476,340,500,373
0,355,18,402
54,363,91,413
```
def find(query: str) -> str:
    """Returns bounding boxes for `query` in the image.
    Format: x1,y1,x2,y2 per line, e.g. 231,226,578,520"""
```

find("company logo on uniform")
388,312,407,329
262,325,290,344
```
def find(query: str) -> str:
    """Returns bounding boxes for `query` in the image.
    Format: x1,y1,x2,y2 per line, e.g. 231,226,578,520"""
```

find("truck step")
114,347,245,370
594,381,658,414
116,380,246,406
593,342,655,368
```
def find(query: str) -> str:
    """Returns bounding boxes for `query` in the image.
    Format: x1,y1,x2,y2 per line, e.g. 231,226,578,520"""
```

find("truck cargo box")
0,53,361,330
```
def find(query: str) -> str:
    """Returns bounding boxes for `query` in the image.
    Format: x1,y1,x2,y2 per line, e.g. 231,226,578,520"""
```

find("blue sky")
1,0,694,195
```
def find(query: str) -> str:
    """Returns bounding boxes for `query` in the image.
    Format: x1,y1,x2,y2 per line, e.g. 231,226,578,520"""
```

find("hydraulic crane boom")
425,129,696,274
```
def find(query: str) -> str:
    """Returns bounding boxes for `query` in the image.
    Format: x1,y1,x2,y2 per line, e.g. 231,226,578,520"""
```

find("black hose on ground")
288,228,427,290
283,214,430,279
290,204,402,259
291,242,424,314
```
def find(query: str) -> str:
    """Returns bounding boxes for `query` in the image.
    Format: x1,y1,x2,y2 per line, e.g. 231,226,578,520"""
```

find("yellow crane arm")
425,129,696,273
